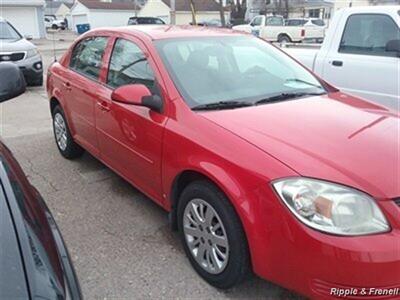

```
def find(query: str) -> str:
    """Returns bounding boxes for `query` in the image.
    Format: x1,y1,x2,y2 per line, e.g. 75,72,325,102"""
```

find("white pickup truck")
284,6,400,110
233,15,325,43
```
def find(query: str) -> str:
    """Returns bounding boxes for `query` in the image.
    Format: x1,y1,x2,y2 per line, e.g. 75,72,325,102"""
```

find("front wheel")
177,180,250,289
52,106,84,159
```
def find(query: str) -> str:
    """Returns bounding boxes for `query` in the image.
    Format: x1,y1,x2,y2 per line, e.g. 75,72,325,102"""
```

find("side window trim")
338,13,399,58
68,36,110,83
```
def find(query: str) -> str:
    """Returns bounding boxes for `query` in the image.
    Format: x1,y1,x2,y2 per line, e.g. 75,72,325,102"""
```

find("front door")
95,37,167,203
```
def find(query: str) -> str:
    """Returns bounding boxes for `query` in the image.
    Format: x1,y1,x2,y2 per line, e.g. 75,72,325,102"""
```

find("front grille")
394,198,400,207
0,52,25,62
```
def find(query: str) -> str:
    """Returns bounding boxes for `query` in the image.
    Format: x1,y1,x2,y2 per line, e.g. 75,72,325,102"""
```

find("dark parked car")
0,63,81,299
128,17,165,25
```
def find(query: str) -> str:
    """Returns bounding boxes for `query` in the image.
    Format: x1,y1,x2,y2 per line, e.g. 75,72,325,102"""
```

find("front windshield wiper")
286,78,323,88
192,100,253,111
255,91,326,105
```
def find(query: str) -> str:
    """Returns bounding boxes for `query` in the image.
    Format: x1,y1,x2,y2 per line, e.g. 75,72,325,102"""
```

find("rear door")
322,12,400,110
63,36,109,156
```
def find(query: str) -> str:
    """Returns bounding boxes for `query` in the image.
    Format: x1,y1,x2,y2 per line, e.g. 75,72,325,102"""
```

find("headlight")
26,48,39,59
273,178,389,236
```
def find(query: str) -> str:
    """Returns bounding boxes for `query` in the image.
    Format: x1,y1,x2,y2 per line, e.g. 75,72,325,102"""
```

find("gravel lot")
0,31,303,299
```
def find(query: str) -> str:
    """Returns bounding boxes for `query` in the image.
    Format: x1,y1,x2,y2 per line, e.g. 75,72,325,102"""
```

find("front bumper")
14,54,43,84
250,189,400,299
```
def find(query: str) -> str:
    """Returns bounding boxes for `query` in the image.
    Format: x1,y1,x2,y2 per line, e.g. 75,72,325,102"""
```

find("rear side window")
311,19,325,26
70,36,108,80
339,14,400,57
287,19,306,26
107,38,155,89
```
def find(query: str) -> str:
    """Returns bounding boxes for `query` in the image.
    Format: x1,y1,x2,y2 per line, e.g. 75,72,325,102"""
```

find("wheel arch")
168,166,242,232
50,96,61,114
278,33,292,42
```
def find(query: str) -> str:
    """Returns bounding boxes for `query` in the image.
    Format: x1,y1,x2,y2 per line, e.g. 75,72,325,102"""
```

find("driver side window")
339,14,400,57
251,16,262,26
107,38,155,89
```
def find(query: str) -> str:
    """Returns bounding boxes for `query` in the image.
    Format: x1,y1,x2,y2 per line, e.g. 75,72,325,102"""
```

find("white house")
139,0,230,25
70,0,137,32
45,1,73,19
0,0,46,38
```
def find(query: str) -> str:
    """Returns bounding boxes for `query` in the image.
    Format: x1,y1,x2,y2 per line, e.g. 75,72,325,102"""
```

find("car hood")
200,92,400,199
0,38,35,52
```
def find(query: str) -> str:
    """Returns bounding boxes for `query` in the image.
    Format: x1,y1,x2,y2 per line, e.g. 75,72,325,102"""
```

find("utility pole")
170,0,176,24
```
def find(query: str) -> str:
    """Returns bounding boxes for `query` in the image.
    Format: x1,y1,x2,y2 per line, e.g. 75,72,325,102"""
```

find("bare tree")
189,0,197,25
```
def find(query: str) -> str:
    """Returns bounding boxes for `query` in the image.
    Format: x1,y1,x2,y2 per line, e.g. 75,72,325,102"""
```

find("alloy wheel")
183,198,229,274
54,113,68,151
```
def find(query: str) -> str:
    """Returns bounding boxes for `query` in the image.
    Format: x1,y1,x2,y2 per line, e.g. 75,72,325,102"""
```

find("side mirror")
24,35,33,40
0,62,26,103
111,84,163,113
386,39,400,56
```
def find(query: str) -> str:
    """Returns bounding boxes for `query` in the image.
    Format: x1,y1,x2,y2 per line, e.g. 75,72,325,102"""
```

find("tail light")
301,29,305,37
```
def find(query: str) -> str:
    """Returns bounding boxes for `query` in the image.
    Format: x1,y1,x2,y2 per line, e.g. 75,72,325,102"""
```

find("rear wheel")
52,105,84,159
278,34,291,44
177,180,250,289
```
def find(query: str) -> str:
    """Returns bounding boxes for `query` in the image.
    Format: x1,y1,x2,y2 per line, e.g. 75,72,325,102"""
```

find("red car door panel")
65,71,100,155
95,37,167,203
65,36,109,156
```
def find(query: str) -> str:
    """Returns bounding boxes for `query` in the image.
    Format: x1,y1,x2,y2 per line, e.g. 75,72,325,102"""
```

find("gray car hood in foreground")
0,38,36,52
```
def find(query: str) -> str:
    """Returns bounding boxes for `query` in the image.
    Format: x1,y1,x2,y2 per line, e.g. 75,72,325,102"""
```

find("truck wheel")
278,34,291,44
177,180,251,289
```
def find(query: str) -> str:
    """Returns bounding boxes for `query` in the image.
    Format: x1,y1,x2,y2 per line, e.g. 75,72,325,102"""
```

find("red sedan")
47,25,400,299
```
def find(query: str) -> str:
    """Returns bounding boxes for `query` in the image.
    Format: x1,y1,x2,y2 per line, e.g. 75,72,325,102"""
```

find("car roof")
89,25,246,40
343,5,400,13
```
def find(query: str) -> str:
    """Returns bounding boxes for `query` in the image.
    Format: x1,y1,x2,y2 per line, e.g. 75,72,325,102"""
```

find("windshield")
0,22,22,40
155,36,326,108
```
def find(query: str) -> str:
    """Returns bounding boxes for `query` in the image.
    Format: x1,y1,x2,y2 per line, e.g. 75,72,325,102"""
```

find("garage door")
72,14,89,31
1,7,40,39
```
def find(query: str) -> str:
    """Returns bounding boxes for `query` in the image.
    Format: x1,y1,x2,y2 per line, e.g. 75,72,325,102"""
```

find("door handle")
97,101,110,112
331,60,343,67
64,82,72,91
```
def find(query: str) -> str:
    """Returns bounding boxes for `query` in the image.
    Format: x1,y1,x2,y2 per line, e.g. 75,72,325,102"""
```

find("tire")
52,105,84,159
278,34,291,44
177,180,250,289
